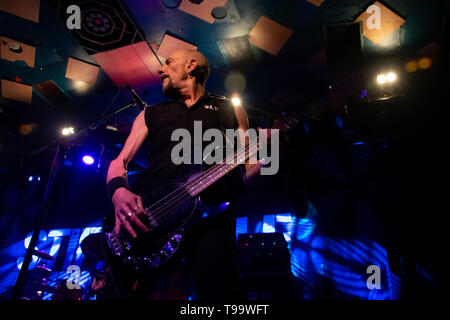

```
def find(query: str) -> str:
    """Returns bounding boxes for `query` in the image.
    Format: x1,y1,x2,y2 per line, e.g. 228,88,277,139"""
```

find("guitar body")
103,182,195,297
103,172,234,297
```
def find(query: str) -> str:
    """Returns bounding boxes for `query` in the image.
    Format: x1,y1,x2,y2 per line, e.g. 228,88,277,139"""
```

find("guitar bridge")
105,231,129,257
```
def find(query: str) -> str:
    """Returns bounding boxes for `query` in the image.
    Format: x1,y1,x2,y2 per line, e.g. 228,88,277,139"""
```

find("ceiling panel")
249,16,294,56
0,0,40,23
1,79,33,104
0,37,36,68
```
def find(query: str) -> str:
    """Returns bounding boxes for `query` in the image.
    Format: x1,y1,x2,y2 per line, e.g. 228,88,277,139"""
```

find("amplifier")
238,233,292,299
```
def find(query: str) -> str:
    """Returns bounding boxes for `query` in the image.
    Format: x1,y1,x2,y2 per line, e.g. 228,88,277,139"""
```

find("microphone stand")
11,97,140,300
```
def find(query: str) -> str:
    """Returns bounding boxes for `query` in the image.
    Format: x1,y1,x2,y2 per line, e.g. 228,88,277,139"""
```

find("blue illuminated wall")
0,226,102,299
1,219,403,300
236,205,402,300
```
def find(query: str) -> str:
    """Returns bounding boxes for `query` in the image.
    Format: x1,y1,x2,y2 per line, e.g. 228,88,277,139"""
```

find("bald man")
106,49,260,299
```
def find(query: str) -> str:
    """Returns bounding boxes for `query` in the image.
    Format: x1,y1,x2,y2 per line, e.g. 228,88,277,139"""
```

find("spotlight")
82,155,95,166
418,57,432,70
61,127,75,136
377,72,397,85
231,95,242,107
386,72,397,82
73,80,90,92
106,125,118,132
377,74,387,85
406,61,418,73
27,175,41,182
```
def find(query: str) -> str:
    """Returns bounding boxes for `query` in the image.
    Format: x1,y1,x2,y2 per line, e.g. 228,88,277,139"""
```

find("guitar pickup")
144,207,159,229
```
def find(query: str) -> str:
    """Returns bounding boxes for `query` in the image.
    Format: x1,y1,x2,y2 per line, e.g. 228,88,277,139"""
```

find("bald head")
169,49,210,85
158,49,210,98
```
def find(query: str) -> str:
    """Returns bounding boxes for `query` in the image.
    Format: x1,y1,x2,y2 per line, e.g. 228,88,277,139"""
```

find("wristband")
107,177,129,200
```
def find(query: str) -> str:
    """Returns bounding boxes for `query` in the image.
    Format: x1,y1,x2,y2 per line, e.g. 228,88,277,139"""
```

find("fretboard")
184,114,299,197
185,142,258,196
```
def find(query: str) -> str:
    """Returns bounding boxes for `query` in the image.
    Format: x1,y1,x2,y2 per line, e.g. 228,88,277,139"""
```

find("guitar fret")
184,117,299,196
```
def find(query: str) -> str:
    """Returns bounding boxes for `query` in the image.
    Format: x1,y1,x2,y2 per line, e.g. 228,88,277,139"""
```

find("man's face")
158,51,188,97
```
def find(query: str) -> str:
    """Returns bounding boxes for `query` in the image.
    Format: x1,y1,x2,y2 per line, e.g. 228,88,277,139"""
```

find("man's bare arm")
107,110,150,237
232,104,262,181
107,110,148,183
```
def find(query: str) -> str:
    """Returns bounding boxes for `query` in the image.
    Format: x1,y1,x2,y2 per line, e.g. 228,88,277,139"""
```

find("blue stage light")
82,155,95,165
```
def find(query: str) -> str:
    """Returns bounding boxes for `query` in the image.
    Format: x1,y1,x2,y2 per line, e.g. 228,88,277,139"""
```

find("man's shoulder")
145,100,173,112
206,92,230,103
205,92,233,109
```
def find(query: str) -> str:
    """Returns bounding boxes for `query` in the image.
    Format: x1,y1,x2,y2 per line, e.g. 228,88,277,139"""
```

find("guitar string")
148,126,289,224
150,140,259,222
143,124,277,217
143,136,256,214
147,120,289,223
139,120,291,223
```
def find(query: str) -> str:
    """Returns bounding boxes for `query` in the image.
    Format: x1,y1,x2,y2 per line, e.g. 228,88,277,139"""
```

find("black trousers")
133,210,241,300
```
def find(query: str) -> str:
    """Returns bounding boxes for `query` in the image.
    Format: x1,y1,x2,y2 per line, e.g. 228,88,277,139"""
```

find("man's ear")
187,59,199,75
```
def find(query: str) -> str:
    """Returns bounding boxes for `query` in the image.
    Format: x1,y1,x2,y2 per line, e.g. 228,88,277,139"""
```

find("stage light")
61,127,75,136
106,125,118,132
418,57,432,70
406,61,418,72
73,80,90,92
386,72,397,82
377,74,387,85
231,95,242,107
28,176,33,182
377,72,397,85
82,155,95,165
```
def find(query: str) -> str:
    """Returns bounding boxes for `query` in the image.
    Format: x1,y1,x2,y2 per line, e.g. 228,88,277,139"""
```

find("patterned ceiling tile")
47,0,145,55
249,16,293,56
178,0,227,24
156,34,198,59
355,1,406,44
1,79,33,104
0,37,36,68
65,57,100,86
0,0,39,23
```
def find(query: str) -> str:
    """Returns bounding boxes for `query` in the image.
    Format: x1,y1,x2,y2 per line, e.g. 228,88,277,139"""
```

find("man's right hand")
112,188,149,238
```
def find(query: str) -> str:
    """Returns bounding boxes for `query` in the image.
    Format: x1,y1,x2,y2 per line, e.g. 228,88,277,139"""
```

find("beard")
162,78,182,100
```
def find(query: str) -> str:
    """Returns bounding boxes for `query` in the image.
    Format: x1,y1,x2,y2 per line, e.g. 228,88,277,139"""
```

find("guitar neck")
185,142,258,197
184,114,299,197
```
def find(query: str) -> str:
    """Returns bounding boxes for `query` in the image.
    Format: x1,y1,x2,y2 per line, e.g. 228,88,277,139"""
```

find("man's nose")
157,65,165,75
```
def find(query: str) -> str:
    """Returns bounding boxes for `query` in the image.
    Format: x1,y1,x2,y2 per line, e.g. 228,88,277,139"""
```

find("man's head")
158,49,210,97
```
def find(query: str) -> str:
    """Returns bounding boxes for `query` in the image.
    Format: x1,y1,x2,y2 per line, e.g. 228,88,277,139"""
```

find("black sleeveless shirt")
136,93,239,191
